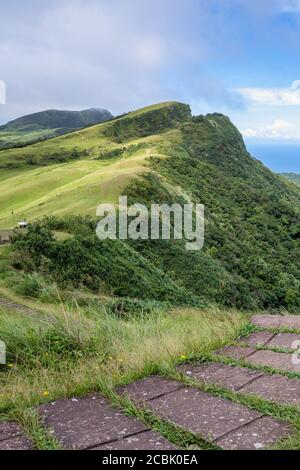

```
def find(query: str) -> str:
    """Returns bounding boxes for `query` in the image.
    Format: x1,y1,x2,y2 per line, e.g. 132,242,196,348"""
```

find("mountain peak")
0,107,113,149
1,108,113,131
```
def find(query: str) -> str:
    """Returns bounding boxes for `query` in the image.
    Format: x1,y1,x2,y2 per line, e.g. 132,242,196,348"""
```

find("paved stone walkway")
120,376,291,450
1,314,299,450
252,314,300,330
216,315,300,374
0,296,39,317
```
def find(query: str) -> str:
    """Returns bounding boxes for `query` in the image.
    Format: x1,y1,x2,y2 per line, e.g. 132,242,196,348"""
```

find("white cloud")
241,119,300,139
238,81,300,106
0,80,6,105
0,0,250,123
0,0,189,121
270,119,292,130
242,128,259,138
280,0,300,12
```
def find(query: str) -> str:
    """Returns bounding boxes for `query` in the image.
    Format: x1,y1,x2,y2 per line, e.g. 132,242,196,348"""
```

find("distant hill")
0,108,113,149
0,101,299,311
280,172,300,186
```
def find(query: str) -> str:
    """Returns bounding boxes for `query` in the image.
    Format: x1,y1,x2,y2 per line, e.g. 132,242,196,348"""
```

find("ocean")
246,143,300,173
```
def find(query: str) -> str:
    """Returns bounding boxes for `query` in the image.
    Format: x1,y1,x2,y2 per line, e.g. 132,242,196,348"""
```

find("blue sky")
0,0,300,171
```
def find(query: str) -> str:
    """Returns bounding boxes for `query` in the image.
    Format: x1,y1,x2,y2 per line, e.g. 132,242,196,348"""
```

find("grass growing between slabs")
0,302,246,448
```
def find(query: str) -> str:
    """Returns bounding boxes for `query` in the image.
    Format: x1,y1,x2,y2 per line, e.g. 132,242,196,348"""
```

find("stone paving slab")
0,422,35,450
215,416,291,450
214,345,255,360
268,333,300,350
216,345,300,373
0,421,23,441
239,332,274,347
143,383,290,449
252,315,300,330
0,434,35,450
241,373,300,408
39,393,149,450
121,377,290,448
92,430,177,450
240,332,300,351
146,386,260,441
246,350,300,374
178,362,264,391
119,376,184,404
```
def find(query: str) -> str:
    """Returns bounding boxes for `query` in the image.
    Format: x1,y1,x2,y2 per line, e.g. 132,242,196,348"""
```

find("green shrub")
11,224,196,305
14,273,43,298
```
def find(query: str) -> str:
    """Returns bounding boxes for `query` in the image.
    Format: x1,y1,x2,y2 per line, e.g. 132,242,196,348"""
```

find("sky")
0,0,300,171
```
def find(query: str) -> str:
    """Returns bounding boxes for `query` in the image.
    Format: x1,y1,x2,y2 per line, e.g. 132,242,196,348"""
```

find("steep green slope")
125,113,300,310
1,102,299,310
0,108,113,150
280,172,300,186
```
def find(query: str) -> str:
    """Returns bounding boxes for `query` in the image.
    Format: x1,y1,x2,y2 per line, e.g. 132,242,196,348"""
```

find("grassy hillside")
0,101,299,311
0,108,113,150
0,101,186,226
280,172,300,186
0,150,151,227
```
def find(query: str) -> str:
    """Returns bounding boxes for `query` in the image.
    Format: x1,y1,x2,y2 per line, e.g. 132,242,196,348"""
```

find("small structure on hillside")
18,221,28,229
0,231,13,245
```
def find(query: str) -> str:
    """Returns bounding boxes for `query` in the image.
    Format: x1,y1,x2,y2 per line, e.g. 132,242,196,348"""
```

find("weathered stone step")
240,332,300,351
264,332,300,350
119,376,184,403
178,362,300,408
216,346,300,374
247,350,300,374
0,422,35,450
120,376,291,450
178,362,264,391
39,393,176,450
215,345,255,360
252,315,300,331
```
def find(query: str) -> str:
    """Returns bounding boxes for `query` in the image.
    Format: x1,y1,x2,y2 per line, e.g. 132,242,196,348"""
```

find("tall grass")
99,307,246,378
0,304,246,412
0,310,100,368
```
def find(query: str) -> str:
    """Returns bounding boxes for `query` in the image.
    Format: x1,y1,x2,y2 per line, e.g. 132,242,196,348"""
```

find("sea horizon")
246,141,300,173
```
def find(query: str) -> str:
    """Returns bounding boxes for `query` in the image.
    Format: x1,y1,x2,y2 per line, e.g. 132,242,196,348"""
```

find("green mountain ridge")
0,108,113,150
1,101,299,311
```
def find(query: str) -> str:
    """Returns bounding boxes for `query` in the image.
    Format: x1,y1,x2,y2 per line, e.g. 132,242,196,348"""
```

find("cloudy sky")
1,0,300,148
